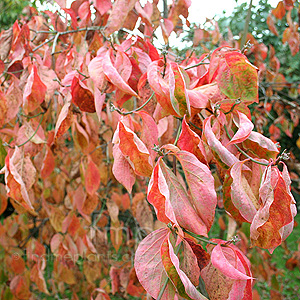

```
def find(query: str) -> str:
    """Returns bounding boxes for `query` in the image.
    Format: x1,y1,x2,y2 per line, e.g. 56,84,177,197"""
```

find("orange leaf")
41,146,55,179
272,1,286,19
71,76,96,113
85,156,101,195
10,275,31,299
23,65,47,113
104,0,138,36
116,121,153,177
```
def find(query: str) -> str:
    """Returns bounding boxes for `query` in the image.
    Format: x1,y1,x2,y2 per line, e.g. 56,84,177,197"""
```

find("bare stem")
224,124,269,166
111,92,155,115
17,114,44,147
184,53,210,71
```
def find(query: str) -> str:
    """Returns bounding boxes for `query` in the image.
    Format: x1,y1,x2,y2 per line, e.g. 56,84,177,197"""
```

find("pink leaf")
112,144,136,193
102,49,138,97
94,88,106,121
137,111,158,161
225,160,261,223
23,65,47,113
93,0,112,15
134,228,176,300
160,159,209,236
54,0,66,8
186,87,209,109
147,158,178,225
168,239,208,299
104,0,138,36
174,150,217,232
227,111,254,146
203,116,240,169
211,243,253,281
177,116,207,164
85,156,101,195
242,131,279,160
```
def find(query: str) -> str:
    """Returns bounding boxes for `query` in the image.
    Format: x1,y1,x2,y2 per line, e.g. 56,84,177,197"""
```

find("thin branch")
222,98,241,115
189,121,202,132
111,92,155,115
182,228,218,245
224,124,269,166
76,69,89,79
32,36,56,52
51,32,60,55
32,26,104,52
174,118,182,146
18,114,44,147
184,53,210,71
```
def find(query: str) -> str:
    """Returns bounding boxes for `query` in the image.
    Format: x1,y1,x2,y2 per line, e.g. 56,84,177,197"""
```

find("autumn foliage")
0,0,298,299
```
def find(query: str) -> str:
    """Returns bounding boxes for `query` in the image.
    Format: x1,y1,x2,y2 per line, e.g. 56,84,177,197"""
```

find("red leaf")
250,163,297,251
71,76,96,113
177,116,207,164
242,131,279,160
23,65,47,113
115,121,153,177
0,59,4,74
10,275,31,299
85,156,101,195
147,158,178,224
272,1,286,19
267,14,279,36
54,100,72,139
168,62,191,117
41,146,55,179
30,264,49,294
284,0,294,10
104,0,138,36
0,183,8,215
185,238,210,270
209,47,258,104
